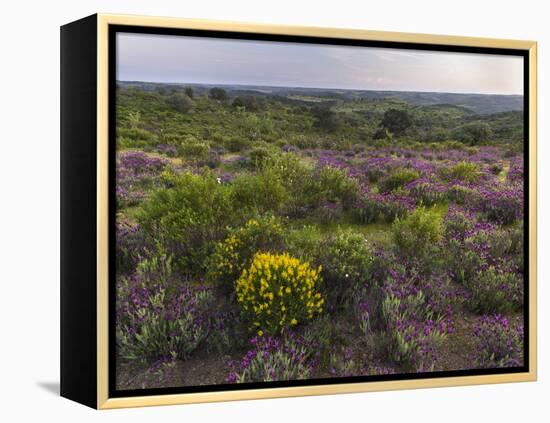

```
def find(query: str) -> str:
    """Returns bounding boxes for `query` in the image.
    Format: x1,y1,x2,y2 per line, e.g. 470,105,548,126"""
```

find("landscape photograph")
113,32,526,390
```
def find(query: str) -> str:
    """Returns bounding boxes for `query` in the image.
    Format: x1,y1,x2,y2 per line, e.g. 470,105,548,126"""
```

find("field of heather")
114,85,525,390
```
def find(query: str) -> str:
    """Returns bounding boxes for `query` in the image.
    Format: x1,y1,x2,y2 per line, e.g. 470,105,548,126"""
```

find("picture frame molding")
85,13,538,409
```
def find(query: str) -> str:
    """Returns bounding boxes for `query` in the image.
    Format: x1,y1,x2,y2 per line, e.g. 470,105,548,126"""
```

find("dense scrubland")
115,83,525,389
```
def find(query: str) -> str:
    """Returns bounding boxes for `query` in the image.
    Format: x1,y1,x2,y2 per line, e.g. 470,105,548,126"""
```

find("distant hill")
118,81,523,115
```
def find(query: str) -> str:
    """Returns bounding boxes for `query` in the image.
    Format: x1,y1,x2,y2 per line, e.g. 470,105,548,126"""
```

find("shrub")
392,206,443,263
447,184,479,205
388,317,447,372
178,137,210,165
357,300,371,336
440,161,481,182
467,267,523,314
116,151,168,207
137,171,235,276
116,277,212,364
317,231,373,311
407,181,446,206
317,166,360,210
224,136,249,152
209,87,228,101
248,146,274,169
117,127,157,146
443,209,474,241
378,168,420,193
166,92,193,113
452,122,492,145
264,153,321,216
353,194,410,224
446,237,485,285
226,335,315,383
329,347,357,377
230,169,288,214
489,163,504,175
381,292,447,372
115,221,149,274
473,315,523,368
380,108,413,136
478,187,523,225
209,216,286,288
236,252,324,335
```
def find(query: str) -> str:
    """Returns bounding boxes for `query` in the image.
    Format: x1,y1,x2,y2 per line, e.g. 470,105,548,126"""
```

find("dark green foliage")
311,105,342,132
392,206,443,268
467,267,523,314
452,122,492,145
378,168,420,193
232,95,263,112
440,161,481,182
137,171,237,276
209,87,229,101
184,87,194,98
178,136,210,165
380,108,413,136
318,231,373,311
317,166,360,210
166,92,193,113
230,169,289,214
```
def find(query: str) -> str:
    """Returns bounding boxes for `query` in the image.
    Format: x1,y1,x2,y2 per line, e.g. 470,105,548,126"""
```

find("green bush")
236,252,324,335
209,216,286,288
230,169,288,214
452,122,492,145
318,231,373,311
116,278,212,364
440,161,481,183
248,146,275,169
137,171,236,276
178,137,210,166
378,168,419,193
447,238,484,284
263,153,320,217
447,184,480,204
392,206,443,266
166,92,193,113
318,166,360,210
467,267,523,314
117,127,157,147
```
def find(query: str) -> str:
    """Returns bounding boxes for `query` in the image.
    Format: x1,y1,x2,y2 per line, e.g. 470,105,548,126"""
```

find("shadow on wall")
36,381,59,396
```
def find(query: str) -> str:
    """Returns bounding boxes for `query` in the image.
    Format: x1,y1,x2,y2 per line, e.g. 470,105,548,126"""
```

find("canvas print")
113,31,526,391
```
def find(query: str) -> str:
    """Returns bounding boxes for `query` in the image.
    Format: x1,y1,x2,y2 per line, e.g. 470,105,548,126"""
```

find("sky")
116,32,524,95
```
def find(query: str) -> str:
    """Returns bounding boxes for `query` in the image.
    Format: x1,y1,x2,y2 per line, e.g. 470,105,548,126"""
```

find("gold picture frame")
60,13,537,409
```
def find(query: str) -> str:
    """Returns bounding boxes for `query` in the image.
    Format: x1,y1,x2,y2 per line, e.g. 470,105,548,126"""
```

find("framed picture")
60,13,537,409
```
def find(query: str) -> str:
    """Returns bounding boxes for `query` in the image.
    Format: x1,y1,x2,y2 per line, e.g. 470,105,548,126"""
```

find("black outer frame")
108,25,530,398
59,15,530,409
60,14,98,408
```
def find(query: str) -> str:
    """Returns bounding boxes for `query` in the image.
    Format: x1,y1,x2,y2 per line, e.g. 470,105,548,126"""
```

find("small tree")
380,108,413,137
232,96,261,111
453,122,492,145
311,105,342,132
166,93,193,113
184,87,194,98
209,87,229,101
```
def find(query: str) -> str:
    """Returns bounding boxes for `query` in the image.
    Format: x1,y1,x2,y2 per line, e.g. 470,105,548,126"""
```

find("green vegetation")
115,82,525,389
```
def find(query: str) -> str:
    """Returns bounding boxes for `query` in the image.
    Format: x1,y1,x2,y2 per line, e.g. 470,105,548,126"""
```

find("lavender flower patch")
473,315,523,368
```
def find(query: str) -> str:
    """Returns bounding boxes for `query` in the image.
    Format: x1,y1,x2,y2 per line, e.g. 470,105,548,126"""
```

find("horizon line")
116,79,524,97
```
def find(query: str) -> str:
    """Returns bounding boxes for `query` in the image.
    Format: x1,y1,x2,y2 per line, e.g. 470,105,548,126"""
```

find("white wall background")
0,0,546,421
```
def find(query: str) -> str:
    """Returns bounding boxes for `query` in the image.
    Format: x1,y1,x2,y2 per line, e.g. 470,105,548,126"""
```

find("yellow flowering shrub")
209,216,285,288
236,252,324,335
